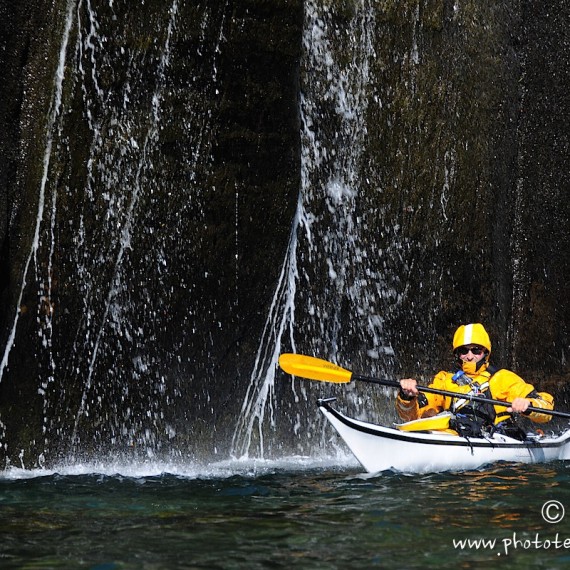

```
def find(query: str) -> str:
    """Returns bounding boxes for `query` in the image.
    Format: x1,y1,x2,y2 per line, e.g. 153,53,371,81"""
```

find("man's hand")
399,378,419,398
508,397,530,414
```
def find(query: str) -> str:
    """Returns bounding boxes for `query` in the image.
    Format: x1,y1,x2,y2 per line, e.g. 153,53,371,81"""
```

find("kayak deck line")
319,399,570,449
317,398,570,474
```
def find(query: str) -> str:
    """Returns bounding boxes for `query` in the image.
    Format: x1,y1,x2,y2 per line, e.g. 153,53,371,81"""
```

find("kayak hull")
319,399,570,474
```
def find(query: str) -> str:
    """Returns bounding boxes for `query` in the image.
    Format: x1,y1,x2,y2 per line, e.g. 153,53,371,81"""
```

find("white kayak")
319,398,570,474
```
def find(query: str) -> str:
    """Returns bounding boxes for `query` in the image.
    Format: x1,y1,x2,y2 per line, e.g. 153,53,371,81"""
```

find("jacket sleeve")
491,369,554,423
395,393,420,422
395,371,449,421
525,391,554,423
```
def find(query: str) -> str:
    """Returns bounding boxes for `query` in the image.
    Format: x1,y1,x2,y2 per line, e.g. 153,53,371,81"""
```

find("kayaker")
396,323,554,439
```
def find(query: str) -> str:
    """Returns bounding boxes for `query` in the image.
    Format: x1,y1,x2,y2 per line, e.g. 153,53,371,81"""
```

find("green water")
1,458,569,569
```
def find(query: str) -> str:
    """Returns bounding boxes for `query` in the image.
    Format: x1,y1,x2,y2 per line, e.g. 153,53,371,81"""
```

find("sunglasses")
456,346,486,356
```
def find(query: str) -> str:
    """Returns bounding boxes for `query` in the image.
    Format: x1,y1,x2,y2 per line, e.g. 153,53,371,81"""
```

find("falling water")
0,1,76,388
69,0,181,449
0,0,77,462
0,0,238,462
4,1,554,468
231,0,399,459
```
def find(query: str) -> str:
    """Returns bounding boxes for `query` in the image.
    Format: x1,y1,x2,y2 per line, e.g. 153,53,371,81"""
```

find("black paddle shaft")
352,374,570,420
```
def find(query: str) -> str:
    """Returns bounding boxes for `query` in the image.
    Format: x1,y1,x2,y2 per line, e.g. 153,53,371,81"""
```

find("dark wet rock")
0,1,569,466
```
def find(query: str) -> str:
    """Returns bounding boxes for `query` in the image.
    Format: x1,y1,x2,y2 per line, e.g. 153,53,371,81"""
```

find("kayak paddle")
278,353,570,420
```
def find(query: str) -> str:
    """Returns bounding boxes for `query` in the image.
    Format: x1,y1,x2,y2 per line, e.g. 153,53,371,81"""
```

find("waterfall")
4,1,556,468
0,0,76,387
0,0,77,458
69,0,181,448
0,0,239,461
231,0,398,459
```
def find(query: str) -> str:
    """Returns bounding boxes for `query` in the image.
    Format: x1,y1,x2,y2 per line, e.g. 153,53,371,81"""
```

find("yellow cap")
452,323,491,352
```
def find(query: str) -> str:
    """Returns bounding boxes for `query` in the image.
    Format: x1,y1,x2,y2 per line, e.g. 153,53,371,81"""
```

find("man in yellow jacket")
397,323,554,438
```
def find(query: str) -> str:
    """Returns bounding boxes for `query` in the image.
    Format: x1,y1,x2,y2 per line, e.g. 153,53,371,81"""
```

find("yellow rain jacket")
396,364,554,425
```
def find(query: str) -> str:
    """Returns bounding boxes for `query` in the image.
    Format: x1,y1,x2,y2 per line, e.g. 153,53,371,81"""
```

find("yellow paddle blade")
278,354,353,383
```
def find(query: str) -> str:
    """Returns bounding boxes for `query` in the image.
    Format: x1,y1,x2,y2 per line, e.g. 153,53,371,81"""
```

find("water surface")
1,458,569,569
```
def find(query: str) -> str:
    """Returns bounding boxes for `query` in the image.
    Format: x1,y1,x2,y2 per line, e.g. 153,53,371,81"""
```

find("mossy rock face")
1,1,570,465
0,0,303,465
364,3,513,371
